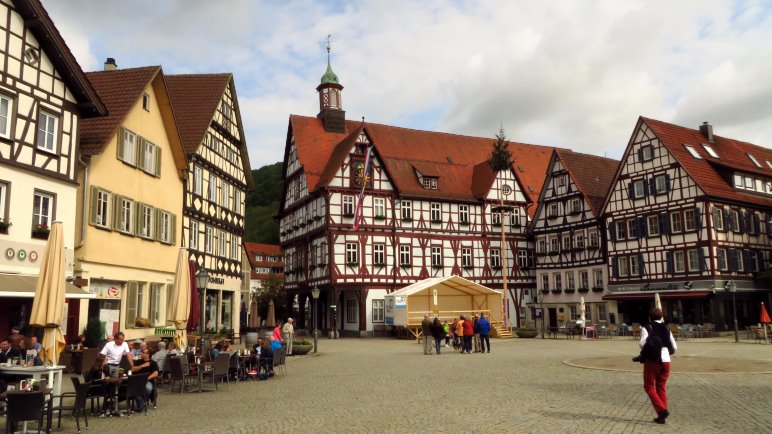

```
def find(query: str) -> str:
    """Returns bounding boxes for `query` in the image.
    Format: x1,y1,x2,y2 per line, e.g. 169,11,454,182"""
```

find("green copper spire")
320,34,339,85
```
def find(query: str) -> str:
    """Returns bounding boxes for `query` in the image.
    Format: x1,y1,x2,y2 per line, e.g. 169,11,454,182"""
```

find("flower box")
577,287,590,293
550,289,562,294
591,286,604,292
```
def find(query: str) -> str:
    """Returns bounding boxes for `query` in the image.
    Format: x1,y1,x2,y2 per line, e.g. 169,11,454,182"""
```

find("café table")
0,365,64,397
187,361,213,393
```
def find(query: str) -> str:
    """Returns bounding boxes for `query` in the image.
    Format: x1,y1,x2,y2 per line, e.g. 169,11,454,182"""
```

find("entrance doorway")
548,308,557,328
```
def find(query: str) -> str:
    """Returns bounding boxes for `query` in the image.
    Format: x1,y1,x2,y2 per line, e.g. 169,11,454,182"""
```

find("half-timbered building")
166,74,253,334
244,242,283,327
75,64,188,340
0,0,106,341
530,149,618,330
279,58,554,336
602,117,772,329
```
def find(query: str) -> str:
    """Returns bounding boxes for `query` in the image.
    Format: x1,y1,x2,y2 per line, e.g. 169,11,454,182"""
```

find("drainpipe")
76,154,89,248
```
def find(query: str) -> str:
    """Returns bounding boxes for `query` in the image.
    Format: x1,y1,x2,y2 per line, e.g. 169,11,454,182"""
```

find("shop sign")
4,247,39,263
209,276,225,285
89,281,122,299
611,281,701,293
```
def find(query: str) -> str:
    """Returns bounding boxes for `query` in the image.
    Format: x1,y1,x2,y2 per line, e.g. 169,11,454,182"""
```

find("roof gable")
555,149,619,215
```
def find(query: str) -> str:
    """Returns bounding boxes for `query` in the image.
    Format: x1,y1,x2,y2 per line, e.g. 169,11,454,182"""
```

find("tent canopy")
390,275,502,298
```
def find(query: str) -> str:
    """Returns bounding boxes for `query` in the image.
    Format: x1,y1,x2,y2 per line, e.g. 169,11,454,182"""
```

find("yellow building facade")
74,65,187,340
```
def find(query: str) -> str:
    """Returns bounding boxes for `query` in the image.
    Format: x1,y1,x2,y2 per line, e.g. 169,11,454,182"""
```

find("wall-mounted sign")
89,281,122,299
395,296,406,307
209,276,225,285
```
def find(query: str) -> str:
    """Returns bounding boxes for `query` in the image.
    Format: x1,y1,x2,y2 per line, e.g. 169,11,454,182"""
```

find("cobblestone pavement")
63,337,771,433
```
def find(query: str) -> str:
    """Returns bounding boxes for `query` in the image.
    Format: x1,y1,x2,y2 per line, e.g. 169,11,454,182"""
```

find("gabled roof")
388,275,502,297
642,117,772,208
166,73,254,189
80,66,188,178
244,242,283,266
289,115,555,214
555,149,618,215
13,0,106,117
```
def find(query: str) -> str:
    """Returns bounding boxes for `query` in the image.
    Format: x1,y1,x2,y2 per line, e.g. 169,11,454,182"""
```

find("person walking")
461,315,474,354
455,317,464,351
639,307,677,424
421,314,433,355
477,313,491,353
443,321,451,347
431,317,444,355
282,318,295,355
472,315,481,353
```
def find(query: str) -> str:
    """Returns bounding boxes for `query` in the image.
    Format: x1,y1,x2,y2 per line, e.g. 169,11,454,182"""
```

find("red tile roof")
555,149,619,215
642,117,772,208
80,66,161,153
244,242,284,280
165,74,231,155
289,115,556,216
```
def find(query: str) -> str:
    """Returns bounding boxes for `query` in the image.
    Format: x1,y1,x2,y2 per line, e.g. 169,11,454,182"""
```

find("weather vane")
322,33,336,62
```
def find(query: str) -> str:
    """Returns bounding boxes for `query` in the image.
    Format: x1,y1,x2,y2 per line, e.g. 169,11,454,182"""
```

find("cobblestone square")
74,337,772,434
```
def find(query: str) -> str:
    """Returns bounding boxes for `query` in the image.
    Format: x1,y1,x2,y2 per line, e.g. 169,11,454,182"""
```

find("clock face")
353,161,371,187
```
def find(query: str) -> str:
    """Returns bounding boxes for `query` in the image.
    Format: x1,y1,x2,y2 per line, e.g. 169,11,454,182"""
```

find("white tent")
385,276,503,337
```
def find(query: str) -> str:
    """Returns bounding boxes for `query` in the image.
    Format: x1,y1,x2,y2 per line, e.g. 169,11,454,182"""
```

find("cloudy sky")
42,0,772,168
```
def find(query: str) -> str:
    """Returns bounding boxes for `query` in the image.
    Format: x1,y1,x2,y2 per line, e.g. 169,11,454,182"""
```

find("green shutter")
170,213,177,245
117,128,125,162
132,201,142,236
112,194,122,230
88,186,98,226
136,137,145,170
154,144,161,177
154,208,162,241
125,281,138,328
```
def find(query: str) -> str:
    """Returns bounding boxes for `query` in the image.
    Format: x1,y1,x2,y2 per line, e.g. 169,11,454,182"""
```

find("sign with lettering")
209,276,225,285
89,281,122,299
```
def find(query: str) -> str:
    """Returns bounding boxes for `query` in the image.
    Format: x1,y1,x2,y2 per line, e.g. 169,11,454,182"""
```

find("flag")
353,145,373,230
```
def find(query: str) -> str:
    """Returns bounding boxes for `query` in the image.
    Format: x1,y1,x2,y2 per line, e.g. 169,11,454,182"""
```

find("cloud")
41,0,771,170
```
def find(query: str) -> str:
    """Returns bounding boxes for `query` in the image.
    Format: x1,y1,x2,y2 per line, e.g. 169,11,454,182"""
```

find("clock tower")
317,36,346,133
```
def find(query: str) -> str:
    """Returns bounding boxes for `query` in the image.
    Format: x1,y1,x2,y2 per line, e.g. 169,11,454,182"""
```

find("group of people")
272,318,295,355
421,313,492,355
0,327,42,365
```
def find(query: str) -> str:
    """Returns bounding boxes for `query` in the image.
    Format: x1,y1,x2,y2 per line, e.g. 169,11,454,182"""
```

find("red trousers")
643,361,670,413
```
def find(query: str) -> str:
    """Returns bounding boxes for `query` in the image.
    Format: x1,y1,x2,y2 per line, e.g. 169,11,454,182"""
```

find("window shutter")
664,174,671,192
739,211,747,233
666,251,674,274
742,250,751,273
723,210,731,231
648,178,657,196
642,180,649,196
752,213,760,235
117,128,125,162
638,255,645,275
130,201,139,236
154,145,161,177
728,249,737,272
698,248,706,272
126,281,138,328
611,257,618,278
638,217,648,237
609,223,616,241
637,148,643,162
627,183,634,199
659,212,670,235
89,186,99,226
154,208,162,241
136,137,145,171
112,194,122,230
694,207,702,230
170,214,177,245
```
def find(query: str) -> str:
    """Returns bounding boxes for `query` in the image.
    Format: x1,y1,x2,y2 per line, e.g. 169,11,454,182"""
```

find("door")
548,308,558,329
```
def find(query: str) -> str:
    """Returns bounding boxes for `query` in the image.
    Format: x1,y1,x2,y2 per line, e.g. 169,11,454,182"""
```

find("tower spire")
316,33,345,133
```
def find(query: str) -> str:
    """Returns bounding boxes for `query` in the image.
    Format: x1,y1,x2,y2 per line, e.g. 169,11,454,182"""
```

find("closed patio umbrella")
761,302,771,344
169,248,191,351
249,297,258,328
654,292,662,310
266,299,276,329
29,221,66,366
579,296,586,324
187,260,200,333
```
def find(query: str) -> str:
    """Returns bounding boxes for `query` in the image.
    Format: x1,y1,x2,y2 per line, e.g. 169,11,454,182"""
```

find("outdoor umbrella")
187,260,199,334
761,302,771,344
169,248,191,351
29,221,66,366
267,299,276,329
579,296,586,323
654,292,662,310
249,297,258,328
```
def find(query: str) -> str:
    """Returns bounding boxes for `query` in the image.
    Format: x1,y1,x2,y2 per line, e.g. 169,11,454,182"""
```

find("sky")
42,0,772,169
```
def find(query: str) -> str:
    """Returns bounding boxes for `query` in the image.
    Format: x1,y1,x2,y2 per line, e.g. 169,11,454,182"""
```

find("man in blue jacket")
477,313,491,353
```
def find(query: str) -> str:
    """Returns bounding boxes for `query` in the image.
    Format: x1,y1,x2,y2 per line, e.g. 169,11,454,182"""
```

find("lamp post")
195,268,209,355
728,280,738,343
311,287,320,353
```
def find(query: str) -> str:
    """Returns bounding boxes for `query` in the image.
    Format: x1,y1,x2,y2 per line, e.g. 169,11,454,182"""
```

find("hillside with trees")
244,162,282,244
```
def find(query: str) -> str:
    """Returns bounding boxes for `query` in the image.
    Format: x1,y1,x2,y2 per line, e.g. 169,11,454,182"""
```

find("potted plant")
31,223,49,239
292,339,313,355
117,368,125,378
0,218,11,234
515,327,539,338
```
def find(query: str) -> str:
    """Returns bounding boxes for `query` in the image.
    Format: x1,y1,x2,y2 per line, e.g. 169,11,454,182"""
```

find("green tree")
244,162,283,243
488,124,512,172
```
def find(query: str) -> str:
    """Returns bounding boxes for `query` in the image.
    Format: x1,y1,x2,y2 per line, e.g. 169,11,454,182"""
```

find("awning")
603,291,713,301
0,274,94,299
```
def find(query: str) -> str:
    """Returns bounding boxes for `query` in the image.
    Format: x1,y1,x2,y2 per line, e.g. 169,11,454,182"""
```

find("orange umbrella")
761,302,771,324
29,222,67,366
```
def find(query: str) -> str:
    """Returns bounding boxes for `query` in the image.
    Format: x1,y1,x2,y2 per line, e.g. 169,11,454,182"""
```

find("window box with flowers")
586,245,599,251
462,265,474,270
591,286,604,293
374,215,386,221
578,287,590,293
31,224,49,239
0,219,11,235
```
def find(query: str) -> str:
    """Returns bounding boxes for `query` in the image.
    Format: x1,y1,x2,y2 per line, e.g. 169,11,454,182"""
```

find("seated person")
29,336,42,351
0,338,20,363
221,341,233,353
130,339,143,359
83,354,110,382
210,341,223,359
166,341,179,355
83,354,113,414
151,342,168,373
130,349,159,412
76,334,87,349
270,336,282,353
257,340,273,376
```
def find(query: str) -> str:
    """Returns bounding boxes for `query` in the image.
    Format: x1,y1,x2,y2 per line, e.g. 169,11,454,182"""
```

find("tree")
488,124,512,172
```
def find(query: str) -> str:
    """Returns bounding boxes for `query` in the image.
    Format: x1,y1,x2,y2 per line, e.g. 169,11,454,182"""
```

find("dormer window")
702,144,718,158
422,177,438,190
747,153,762,168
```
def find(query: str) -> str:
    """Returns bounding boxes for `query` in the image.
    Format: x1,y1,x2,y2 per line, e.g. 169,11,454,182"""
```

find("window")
562,234,571,251
684,145,701,159
511,207,522,227
374,198,385,218
149,283,162,326
654,175,668,195
688,249,700,271
0,94,12,138
575,234,585,249
401,201,412,220
553,273,562,290
373,244,385,265
221,103,233,130
320,241,328,265
594,269,603,288
736,250,744,272
541,274,549,291
647,215,659,236
569,305,577,321
728,210,739,232
221,183,230,209
234,190,242,214
399,245,411,266
346,300,357,323
462,247,472,268
670,212,682,233
615,221,626,240
431,203,441,222
570,198,581,214
23,47,39,65
189,221,198,250
142,93,150,111
117,197,134,234
537,239,546,254
422,177,438,190
491,210,501,226
556,175,565,187
684,209,696,231
90,187,111,228
517,250,528,268
125,281,142,328
32,191,53,229
747,153,762,168
342,195,354,216
120,129,137,166
589,231,599,248
550,237,559,253
702,144,718,158
36,110,58,152
640,145,654,161
139,204,154,239
566,271,575,289
597,304,607,321
674,251,685,273
633,180,645,199
627,219,638,238
431,246,442,268
346,242,358,264
219,229,227,257
231,234,239,259
205,226,213,253
459,205,469,224
630,256,639,275
717,248,728,271
0,182,6,223
618,257,628,277
713,208,724,231
208,175,218,202
490,248,501,268
372,300,385,323
548,203,558,218
159,211,172,244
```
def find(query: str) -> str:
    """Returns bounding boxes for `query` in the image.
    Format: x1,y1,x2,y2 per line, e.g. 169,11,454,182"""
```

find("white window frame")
674,251,686,273
655,175,667,194
627,219,638,238
142,140,158,175
688,249,699,271
461,247,472,268
0,94,12,139
430,203,441,222
589,231,599,247
140,204,154,239
490,248,501,268
713,208,724,231
618,257,628,277
122,129,137,166
570,198,581,214
149,283,162,326
373,244,385,265
32,191,53,228
670,212,683,233
684,145,701,159
219,229,227,258
95,189,110,228
541,274,549,291
633,180,645,198
431,246,442,267
575,233,585,249
562,234,571,251
684,209,696,231
537,239,546,254
159,211,171,244
630,256,639,276
556,175,565,187
736,250,744,272
401,201,412,220
459,205,469,224
399,244,411,266
615,221,625,240
517,250,528,268
641,145,654,161
234,190,242,214
566,271,575,289
593,269,603,288
729,210,739,232
548,203,558,218
553,273,562,290
550,237,559,253
747,153,762,168
717,248,728,271
647,215,659,236
580,271,589,289
372,300,385,323
221,183,230,210
205,226,213,254
208,174,218,202
193,166,203,195
36,110,58,152
231,234,239,259
374,197,385,218
119,197,134,234
346,242,358,264
343,195,354,216
189,221,199,250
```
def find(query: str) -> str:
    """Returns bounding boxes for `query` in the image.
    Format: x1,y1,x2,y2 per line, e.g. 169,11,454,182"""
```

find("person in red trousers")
639,307,677,424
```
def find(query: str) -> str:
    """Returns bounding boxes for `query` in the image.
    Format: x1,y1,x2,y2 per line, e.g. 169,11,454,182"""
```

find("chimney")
699,121,713,143
103,58,117,71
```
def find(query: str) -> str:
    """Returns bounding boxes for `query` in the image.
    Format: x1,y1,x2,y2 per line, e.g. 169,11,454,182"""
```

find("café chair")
168,357,195,393
52,382,90,432
121,373,150,417
5,391,46,434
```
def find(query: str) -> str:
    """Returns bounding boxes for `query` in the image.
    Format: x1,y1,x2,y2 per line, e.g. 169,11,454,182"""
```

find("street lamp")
195,268,209,355
311,287,320,353
727,280,738,343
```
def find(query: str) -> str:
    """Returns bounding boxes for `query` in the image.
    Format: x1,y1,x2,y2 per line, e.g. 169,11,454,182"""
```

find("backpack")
641,325,665,363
